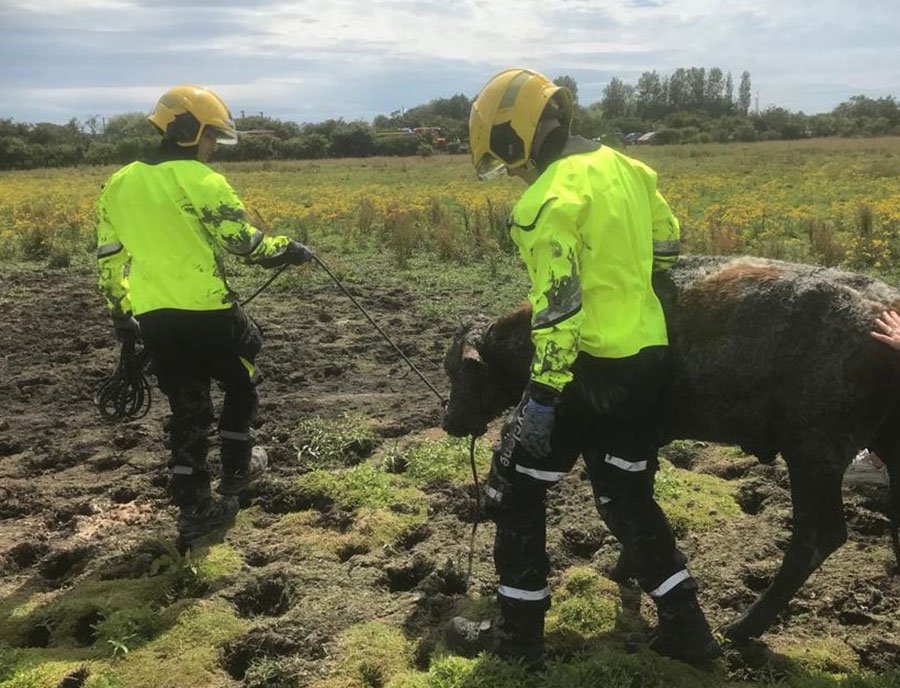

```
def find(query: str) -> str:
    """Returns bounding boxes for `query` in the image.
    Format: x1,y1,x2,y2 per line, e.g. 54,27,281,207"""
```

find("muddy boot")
177,495,239,550
219,442,268,496
649,589,721,664
445,617,544,669
446,597,545,668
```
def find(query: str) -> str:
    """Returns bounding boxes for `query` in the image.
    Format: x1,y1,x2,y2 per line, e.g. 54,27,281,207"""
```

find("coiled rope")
94,334,152,421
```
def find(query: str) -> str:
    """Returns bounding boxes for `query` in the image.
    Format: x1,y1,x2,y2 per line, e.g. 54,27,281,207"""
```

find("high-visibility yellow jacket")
96,159,293,316
509,138,681,392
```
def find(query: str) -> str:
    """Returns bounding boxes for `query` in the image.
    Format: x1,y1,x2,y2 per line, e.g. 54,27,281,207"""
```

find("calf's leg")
724,452,847,642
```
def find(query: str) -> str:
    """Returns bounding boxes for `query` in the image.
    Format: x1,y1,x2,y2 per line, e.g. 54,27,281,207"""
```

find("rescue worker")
96,85,314,548
447,69,719,665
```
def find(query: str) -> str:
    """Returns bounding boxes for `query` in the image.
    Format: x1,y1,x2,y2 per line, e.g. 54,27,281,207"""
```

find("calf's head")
442,308,533,437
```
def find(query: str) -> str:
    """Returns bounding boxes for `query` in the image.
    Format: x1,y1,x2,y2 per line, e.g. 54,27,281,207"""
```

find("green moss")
96,600,247,688
545,567,619,655
299,462,425,512
0,594,48,629
654,460,742,533
3,576,176,648
387,655,530,688
385,437,491,488
0,648,89,688
194,543,243,584
0,664,73,688
772,636,857,676
314,622,411,688
542,648,724,688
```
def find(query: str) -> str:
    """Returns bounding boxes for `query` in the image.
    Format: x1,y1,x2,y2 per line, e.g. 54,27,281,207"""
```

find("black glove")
284,240,314,266
517,384,560,459
112,313,140,342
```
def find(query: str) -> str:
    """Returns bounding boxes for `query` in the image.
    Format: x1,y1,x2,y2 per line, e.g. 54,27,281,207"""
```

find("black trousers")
138,306,261,509
484,346,693,638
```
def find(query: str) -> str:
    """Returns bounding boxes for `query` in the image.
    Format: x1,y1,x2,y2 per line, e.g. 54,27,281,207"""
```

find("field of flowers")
1,137,899,279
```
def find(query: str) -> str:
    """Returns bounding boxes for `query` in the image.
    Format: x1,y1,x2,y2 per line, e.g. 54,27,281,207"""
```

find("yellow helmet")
148,85,238,147
469,68,573,180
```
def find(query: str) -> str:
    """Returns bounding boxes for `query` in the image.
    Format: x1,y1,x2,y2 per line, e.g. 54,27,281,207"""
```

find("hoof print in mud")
230,570,296,618
3,540,50,572
73,608,103,646
57,665,90,688
561,527,605,559
112,427,144,450
38,545,94,584
735,479,775,515
109,485,139,504
414,559,468,596
24,621,52,649
222,624,327,680
741,566,773,593
254,478,332,515
336,541,370,562
394,523,432,550
0,437,24,456
384,554,435,592
844,503,891,537
853,636,900,671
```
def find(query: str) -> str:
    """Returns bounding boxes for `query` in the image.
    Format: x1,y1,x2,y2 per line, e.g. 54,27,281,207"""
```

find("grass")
0,542,247,688
544,567,622,655
295,413,379,468
654,460,743,534
0,600,246,688
384,436,492,488
311,623,412,688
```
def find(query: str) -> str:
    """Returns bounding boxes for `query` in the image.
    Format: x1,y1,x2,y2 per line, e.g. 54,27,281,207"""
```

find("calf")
443,255,900,642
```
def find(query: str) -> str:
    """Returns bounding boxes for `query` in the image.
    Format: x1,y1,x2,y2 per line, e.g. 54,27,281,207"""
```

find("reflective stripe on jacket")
509,140,680,392
96,160,292,316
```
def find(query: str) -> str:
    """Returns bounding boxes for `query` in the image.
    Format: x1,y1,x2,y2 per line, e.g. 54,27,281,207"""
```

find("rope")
313,255,447,406
240,264,290,306
466,434,483,588
94,336,152,421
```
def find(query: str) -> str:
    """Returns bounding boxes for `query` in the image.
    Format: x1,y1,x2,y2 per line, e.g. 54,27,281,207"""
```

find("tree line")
1,69,898,170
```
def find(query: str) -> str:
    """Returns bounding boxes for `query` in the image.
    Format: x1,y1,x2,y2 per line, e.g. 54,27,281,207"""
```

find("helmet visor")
475,152,508,181
213,122,238,145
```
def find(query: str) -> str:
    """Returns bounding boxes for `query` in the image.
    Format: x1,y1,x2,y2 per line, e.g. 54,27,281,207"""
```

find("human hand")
518,397,555,459
112,313,140,341
285,240,315,266
871,310,900,351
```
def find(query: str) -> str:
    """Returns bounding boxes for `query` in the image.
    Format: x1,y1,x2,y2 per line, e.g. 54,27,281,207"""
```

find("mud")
1,263,899,684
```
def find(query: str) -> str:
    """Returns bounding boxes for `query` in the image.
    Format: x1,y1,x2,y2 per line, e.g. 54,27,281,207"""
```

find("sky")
2,0,898,125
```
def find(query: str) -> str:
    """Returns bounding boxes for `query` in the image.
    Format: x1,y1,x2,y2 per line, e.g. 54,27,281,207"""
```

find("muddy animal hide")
442,255,900,641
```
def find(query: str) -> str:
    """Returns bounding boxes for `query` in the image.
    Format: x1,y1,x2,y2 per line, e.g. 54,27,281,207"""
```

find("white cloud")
1,0,898,121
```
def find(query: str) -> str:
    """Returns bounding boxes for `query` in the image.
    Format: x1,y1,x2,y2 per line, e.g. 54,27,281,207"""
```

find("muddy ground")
1,262,899,687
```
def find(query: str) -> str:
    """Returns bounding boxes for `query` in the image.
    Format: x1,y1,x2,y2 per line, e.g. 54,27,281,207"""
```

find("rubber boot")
219,440,268,496
177,493,239,551
649,589,721,664
445,598,545,668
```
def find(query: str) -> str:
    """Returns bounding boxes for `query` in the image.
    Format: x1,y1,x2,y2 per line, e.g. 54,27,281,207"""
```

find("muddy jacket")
509,138,680,392
96,160,293,316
